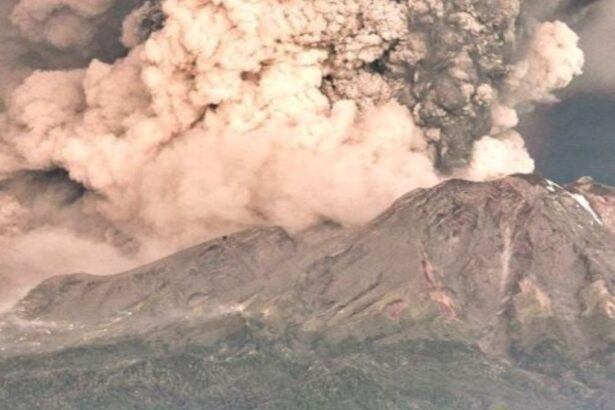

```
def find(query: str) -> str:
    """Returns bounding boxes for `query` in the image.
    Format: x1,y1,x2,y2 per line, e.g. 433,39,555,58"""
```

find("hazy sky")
520,1,615,186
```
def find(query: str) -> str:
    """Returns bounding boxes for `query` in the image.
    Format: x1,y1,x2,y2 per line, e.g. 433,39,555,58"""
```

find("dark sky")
519,94,615,186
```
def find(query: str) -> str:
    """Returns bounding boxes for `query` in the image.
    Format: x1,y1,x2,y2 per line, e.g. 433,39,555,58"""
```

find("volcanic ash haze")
0,0,591,304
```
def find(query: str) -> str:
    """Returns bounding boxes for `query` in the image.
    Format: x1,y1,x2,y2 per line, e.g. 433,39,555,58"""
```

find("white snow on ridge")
570,193,603,226
542,179,604,227
545,179,562,193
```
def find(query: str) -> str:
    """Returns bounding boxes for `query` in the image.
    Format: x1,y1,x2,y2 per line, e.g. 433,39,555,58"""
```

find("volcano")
1,174,615,409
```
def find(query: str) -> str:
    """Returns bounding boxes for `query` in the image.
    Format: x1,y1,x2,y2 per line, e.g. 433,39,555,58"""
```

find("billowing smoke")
568,0,615,94
0,0,592,306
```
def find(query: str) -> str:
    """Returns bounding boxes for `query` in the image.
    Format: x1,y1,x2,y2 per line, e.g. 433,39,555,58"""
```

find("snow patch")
545,179,562,193
570,193,603,226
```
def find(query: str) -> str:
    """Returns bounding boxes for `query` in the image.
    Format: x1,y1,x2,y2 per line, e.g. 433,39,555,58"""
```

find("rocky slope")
2,174,615,409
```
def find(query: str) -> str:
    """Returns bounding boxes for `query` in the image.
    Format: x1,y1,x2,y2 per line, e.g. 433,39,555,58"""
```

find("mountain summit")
2,174,615,409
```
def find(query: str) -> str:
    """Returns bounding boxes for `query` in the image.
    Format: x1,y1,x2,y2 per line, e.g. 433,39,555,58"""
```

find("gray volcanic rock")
2,174,615,409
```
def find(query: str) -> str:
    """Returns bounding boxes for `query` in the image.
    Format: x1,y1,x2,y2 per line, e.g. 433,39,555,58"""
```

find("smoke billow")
0,0,595,306
568,0,615,94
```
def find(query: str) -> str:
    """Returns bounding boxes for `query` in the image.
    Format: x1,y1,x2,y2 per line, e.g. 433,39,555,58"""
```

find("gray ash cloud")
0,0,601,309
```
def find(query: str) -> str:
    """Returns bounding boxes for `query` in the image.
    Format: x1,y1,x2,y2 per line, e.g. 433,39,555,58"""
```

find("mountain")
2,174,615,409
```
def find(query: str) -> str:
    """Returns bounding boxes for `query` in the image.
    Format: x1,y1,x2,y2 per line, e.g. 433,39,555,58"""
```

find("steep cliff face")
2,174,615,408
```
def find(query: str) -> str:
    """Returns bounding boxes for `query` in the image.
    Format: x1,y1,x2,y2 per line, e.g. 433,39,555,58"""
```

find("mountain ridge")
2,173,615,409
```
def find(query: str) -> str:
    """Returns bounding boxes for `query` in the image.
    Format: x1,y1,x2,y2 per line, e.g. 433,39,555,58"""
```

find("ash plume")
568,0,615,94
0,0,598,305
